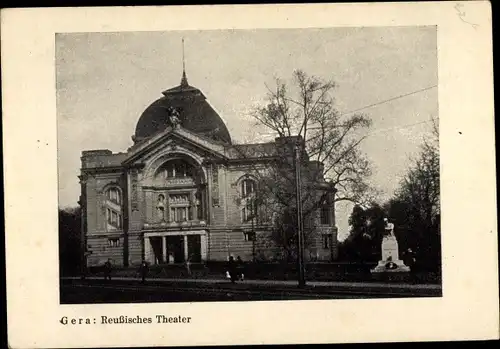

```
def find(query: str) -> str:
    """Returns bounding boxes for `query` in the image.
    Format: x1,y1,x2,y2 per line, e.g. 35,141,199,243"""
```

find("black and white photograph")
57,27,442,303
3,3,497,348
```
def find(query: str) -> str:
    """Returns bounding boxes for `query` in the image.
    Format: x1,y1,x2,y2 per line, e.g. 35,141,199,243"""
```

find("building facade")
79,72,338,267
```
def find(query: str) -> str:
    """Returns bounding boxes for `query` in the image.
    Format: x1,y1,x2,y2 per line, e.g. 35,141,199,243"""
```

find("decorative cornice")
123,130,227,167
81,166,125,175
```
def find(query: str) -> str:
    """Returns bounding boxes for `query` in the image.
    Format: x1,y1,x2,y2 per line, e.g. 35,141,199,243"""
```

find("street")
60,278,440,304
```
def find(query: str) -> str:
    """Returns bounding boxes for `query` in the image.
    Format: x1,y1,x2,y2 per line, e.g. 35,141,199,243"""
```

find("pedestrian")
104,259,112,281
226,256,237,284
139,260,149,284
404,248,417,283
185,254,193,277
236,256,245,281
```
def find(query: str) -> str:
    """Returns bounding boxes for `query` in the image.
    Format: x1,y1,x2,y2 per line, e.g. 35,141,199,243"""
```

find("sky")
56,27,438,241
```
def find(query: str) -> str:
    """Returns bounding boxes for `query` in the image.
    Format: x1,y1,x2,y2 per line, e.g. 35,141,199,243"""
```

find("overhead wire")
244,84,438,140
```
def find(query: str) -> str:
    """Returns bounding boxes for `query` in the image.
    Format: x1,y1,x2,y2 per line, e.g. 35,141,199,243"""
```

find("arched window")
240,178,256,198
106,187,121,205
105,187,122,230
320,198,331,225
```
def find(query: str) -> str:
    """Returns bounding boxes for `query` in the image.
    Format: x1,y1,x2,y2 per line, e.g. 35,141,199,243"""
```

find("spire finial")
180,37,188,87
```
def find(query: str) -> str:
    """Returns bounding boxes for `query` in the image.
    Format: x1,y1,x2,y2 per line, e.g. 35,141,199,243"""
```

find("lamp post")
250,197,257,262
294,141,306,288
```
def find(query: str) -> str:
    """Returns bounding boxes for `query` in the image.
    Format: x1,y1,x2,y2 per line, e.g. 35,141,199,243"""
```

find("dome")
134,72,232,144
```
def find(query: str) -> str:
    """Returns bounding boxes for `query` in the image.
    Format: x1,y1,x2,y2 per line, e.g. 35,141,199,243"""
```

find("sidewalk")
63,276,442,291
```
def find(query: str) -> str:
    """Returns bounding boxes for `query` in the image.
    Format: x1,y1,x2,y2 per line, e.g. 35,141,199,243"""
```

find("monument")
371,218,410,273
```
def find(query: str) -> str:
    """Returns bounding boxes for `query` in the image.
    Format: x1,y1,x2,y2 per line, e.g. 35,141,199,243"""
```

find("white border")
2,2,498,347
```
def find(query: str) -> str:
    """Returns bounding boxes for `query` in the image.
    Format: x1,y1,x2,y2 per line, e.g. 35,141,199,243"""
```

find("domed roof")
134,72,232,144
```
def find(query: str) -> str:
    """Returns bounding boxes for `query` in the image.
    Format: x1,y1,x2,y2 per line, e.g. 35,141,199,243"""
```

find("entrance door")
149,237,163,265
166,236,184,264
187,235,201,263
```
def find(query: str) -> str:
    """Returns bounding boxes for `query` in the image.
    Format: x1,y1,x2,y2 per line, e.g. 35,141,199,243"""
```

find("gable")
122,126,228,168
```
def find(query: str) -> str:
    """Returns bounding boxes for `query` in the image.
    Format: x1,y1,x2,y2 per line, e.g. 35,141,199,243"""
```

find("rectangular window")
107,209,122,229
320,205,331,225
244,231,256,242
170,207,188,222
242,207,247,222
176,163,186,177
108,238,120,247
323,235,330,249
242,207,252,223
157,206,165,220
179,207,187,221
166,164,174,178
188,206,193,221
258,201,269,224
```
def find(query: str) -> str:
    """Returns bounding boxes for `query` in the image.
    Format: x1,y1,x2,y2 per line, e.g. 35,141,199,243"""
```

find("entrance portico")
144,230,207,264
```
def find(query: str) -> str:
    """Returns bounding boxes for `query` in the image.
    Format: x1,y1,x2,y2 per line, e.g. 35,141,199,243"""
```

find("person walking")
236,256,245,281
139,260,149,284
226,256,237,284
103,259,112,281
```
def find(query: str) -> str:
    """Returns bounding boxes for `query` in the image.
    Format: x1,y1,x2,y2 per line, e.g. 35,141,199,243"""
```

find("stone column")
162,236,167,263
189,191,196,221
144,237,153,264
200,234,207,262
165,194,170,223
183,235,189,262
199,189,205,221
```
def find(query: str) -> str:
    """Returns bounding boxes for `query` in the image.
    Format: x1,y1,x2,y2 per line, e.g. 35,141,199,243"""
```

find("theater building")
79,71,339,267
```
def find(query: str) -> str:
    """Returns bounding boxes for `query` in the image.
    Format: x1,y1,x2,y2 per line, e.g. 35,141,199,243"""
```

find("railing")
165,177,196,186
144,220,207,229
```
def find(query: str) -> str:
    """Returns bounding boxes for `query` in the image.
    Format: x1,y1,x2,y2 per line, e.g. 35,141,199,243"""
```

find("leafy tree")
59,206,82,276
340,203,387,262
340,205,368,261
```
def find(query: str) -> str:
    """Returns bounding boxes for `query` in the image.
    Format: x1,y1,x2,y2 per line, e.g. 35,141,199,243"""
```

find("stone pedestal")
371,235,410,274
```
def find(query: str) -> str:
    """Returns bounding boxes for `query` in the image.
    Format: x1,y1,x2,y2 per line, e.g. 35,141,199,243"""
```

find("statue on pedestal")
371,218,410,274
168,107,181,129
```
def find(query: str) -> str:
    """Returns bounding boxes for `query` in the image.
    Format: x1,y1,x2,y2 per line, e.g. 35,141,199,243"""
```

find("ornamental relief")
211,163,220,206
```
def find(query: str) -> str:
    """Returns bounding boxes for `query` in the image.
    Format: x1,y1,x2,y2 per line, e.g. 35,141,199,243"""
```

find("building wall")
87,235,124,266
83,168,128,266
127,232,143,266
81,137,339,268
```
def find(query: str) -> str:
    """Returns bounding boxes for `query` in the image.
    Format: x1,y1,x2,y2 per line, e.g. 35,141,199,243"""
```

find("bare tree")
251,70,372,201
231,70,373,259
388,116,440,269
397,117,439,229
